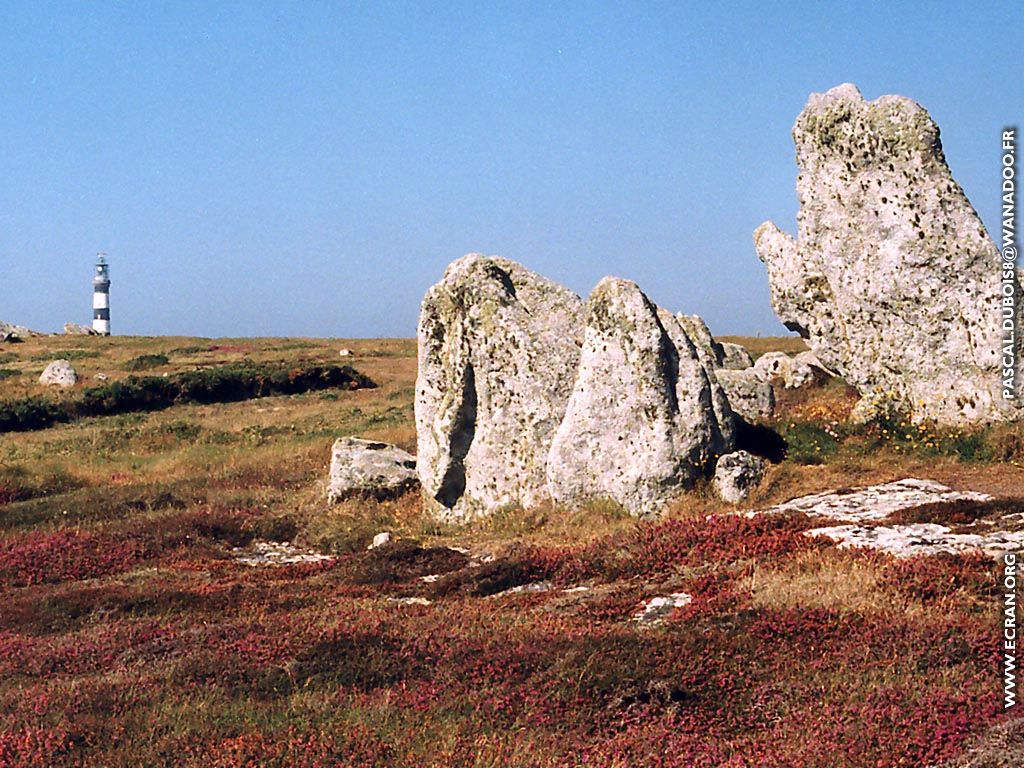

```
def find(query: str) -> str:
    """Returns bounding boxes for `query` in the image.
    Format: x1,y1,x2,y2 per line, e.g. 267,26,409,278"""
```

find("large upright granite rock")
755,83,1023,424
415,254,584,521
546,278,735,517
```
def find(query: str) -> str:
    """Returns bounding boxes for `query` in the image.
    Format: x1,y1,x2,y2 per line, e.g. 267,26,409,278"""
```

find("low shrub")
125,353,170,371
0,363,376,433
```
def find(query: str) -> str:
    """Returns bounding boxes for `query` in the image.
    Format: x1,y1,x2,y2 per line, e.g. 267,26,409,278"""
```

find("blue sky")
0,1,1019,338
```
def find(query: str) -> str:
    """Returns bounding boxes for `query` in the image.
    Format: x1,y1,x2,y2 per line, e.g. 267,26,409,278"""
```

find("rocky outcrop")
546,278,735,517
415,254,584,521
720,342,753,370
752,351,817,389
1,322,40,342
63,322,98,336
715,369,775,420
39,360,77,388
713,450,766,503
327,438,418,502
755,83,1023,424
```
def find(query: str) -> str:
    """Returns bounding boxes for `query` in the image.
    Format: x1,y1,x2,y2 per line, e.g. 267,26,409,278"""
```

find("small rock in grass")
39,359,77,388
327,437,418,503
633,593,692,626
368,531,393,550
713,450,767,504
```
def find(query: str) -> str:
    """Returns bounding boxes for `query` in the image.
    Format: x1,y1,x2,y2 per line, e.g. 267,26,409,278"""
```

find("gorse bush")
125,353,170,371
0,363,375,433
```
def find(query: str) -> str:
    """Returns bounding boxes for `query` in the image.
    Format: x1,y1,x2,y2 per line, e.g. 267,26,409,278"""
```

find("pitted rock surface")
719,342,753,370
713,450,767,504
415,254,584,521
327,438,418,502
755,83,1023,424
546,278,735,517
39,359,77,388
755,478,991,523
715,369,775,420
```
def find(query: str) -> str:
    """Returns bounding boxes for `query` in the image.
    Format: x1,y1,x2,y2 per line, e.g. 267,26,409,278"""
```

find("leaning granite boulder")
755,83,1023,424
546,278,735,517
715,369,775,420
713,450,766,504
720,342,753,370
39,359,77,388
63,322,98,336
415,254,584,521
327,437,418,502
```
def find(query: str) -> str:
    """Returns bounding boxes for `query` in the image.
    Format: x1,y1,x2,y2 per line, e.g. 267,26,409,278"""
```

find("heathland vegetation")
0,334,1021,767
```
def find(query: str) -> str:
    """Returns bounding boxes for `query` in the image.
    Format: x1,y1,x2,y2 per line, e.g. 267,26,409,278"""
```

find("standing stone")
720,342,754,370
755,83,1023,424
39,360,77,388
713,450,767,504
546,278,735,517
327,437,418,502
415,254,584,521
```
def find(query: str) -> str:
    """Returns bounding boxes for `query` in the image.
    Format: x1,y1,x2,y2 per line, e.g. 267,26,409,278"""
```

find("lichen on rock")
415,254,584,521
546,278,735,517
755,83,1023,424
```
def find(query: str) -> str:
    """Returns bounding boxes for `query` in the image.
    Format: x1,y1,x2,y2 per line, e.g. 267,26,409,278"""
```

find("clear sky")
0,1,1020,338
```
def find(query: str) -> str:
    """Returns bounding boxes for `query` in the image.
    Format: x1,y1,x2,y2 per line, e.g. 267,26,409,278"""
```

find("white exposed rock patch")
39,359,77,388
747,478,1021,559
754,478,991,523
713,451,766,504
232,541,334,567
715,369,775,420
415,254,585,521
338,348,353,357
719,342,753,370
806,523,1024,558
63,322,97,336
327,438,418,503
755,83,1023,425
367,531,393,550
546,278,735,517
388,596,432,606
487,580,554,599
633,593,692,626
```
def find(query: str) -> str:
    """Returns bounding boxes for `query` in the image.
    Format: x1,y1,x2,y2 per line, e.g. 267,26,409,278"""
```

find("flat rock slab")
806,522,1024,558
633,593,692,626
328,437,418,502
755,478,991,523
232,541,334,567
751,478,1022,558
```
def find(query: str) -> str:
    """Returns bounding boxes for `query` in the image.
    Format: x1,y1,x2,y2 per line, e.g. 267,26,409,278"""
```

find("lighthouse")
92,253,111,335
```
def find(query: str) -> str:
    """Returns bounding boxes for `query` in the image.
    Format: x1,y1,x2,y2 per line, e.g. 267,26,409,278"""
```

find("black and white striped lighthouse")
92,253,111,335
